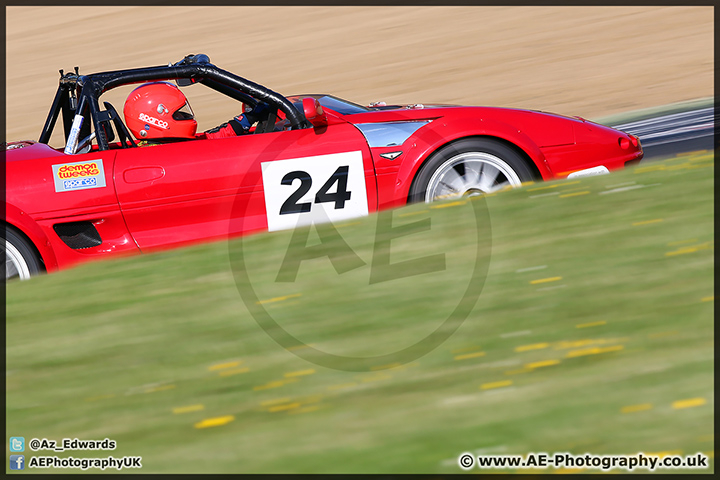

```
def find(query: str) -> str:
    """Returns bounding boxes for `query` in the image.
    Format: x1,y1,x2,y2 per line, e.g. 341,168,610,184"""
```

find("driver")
123,81,269,145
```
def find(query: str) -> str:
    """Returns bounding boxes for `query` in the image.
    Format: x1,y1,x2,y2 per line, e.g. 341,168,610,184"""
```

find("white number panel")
261,151,369,232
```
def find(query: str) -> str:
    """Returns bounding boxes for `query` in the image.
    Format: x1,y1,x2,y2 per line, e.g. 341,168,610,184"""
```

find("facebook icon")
10,455,24,470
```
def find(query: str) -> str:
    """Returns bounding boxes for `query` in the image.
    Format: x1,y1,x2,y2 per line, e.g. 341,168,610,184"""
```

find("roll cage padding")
40,57,310,151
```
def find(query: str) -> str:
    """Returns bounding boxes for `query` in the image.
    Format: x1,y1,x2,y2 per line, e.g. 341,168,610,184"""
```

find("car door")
113,123,377,252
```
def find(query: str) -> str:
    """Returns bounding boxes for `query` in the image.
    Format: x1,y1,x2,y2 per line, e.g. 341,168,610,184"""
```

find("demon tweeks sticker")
261,151,369,232
52,159,107,193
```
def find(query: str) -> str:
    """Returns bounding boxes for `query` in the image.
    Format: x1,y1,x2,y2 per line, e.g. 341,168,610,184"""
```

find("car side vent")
53,221,102,250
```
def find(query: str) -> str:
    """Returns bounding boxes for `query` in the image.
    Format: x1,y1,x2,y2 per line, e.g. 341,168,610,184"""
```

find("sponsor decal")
57,162,100,178
52,160,106,192
63,177,98,190
138,112,169,129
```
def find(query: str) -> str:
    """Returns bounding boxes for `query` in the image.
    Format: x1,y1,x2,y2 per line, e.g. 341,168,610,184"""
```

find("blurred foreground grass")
6,152,714,473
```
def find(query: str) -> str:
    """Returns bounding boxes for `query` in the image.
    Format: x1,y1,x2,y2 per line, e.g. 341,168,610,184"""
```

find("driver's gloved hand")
227,102,271,134
244,102,271,124
230,114,253,133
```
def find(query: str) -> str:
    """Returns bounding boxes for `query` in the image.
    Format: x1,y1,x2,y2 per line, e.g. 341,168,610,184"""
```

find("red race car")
3,54,642,280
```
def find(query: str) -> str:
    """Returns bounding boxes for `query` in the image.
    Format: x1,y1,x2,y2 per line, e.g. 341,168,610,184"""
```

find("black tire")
409,138,536,203
3,226,42,280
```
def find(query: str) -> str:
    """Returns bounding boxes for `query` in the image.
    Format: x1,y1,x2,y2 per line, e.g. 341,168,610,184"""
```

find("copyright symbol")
30,438,41,451
459,453,474,470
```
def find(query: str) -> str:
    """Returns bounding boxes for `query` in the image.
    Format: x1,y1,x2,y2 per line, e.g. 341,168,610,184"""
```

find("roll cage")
39,54,311,152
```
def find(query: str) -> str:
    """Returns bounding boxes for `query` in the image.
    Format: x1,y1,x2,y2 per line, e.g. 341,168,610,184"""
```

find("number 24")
279,166,352,215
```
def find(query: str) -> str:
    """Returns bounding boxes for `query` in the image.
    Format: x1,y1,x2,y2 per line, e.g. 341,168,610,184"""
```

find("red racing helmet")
123,82,197,140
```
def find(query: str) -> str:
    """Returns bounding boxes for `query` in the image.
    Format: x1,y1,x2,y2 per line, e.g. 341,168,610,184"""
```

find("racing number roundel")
261,151,369,232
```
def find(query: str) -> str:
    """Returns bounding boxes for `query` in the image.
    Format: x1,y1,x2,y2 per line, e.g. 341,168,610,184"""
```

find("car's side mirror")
302,97,328,128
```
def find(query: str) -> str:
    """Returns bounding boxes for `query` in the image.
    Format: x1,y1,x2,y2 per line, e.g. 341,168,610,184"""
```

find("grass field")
6,152,714,474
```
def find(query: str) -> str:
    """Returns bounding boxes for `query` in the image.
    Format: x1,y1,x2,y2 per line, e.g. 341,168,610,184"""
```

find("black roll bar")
38,84,68,145
40,56,310,151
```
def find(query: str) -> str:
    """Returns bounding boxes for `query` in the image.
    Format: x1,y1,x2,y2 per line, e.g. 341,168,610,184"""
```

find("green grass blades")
6,152,714,474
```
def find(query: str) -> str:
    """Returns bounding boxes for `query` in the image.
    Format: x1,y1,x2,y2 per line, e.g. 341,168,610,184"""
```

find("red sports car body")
3,54,642,280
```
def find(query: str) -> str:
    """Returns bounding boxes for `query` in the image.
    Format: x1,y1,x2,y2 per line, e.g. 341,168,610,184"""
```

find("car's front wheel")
3,227,42,281
409,138,536,203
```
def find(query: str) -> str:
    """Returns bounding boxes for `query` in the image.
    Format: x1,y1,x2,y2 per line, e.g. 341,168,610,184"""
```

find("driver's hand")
244,102,271,123
230,102,272,134
234,114,253,132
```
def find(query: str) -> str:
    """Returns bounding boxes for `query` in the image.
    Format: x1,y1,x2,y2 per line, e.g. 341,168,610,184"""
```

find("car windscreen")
290,95,369,115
